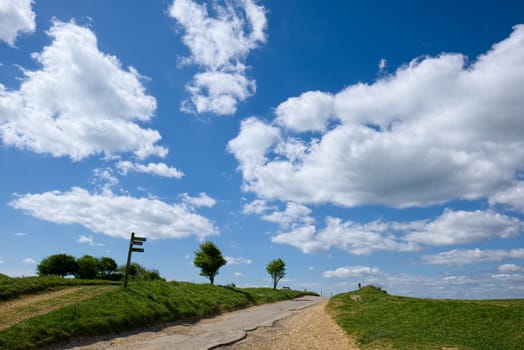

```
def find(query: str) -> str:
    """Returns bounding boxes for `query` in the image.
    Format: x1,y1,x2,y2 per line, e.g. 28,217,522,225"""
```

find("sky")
1,0,524,299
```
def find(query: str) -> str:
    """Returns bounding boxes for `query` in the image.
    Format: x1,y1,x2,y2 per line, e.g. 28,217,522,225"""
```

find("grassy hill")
0,276,315,350
327,285,524,350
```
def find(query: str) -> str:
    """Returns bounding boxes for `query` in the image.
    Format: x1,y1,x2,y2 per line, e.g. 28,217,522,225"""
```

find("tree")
266,258,286,290
98,257,118,279
37,254,78,277
193,241,226,285
76,255,99,279
117,263,163,281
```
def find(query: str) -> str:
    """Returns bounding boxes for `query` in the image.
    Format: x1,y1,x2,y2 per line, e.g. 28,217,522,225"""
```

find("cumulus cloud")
498,264,524,273
23,258,36,265
228,25,524,208
262,202,314,228
179,192,216,208
10,187,217,239
272,217,417,255
169,0,267,115
225,256,252,265
271,209,523,255
242,198,275,215
77,235,103,246
0,20,166,160
117,161,184,179
421,248,524,266
0,0,35,46
403,209,523,246
323,265,381,278
489,182,524,214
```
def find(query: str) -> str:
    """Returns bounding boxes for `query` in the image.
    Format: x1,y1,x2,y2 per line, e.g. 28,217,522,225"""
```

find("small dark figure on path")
358,283,361,289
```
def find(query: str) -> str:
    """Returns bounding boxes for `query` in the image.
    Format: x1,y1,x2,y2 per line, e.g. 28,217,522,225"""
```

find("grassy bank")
0,275,120,301
0,278,314,350
327,286,524,350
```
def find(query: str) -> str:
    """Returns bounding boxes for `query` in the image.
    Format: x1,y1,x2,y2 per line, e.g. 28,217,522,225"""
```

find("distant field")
0,276,315,350
327,286,524,350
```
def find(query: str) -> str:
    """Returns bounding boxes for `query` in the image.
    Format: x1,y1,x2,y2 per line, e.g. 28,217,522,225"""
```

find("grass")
0,278,315,350
327,285,524,350
0,275,120,301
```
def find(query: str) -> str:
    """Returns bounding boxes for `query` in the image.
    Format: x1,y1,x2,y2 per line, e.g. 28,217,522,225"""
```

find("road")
65,296,326,350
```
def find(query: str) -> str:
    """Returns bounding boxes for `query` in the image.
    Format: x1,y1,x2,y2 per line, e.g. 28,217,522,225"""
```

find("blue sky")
1,0,524,299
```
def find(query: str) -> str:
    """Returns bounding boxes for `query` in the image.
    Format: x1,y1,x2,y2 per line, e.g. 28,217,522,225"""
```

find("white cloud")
0,0,35,46
378,58,387,71
498,264,524,273
15,232,28,237
117,161,184,179
0,20,166,160
489,182,524,214
225,256,252,265
77,235,103,247
179,192,216,208
323,265,381,278
169,0,267,115
272,217,416,255
402,209,523,246
10,187,217,239
234,272,244,277
262,202,314,228
0,256,4,264
271,209,523,255
275,91,334,133
23,258,36,265
228,25,524,208
421,248,524,266
242,198,275,215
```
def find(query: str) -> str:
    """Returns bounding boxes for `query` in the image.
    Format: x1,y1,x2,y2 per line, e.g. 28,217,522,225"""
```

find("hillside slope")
327,286,524,350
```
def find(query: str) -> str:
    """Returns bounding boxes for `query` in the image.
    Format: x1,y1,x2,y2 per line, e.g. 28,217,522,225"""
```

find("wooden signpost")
123,232,147,288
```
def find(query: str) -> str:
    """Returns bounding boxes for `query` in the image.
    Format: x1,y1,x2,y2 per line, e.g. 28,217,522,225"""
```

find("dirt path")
218,301,358,350
63,297,357,350
0,286,116,330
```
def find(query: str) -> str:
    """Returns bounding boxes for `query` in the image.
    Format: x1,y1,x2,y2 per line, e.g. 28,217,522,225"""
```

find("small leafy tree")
98,257,118,279
266,258,286,290
76,255,99,279
37,254,78,277
193,241,226,285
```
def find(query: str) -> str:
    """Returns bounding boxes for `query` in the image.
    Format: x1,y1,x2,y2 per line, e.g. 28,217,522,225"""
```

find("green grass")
0,275,120,301
327,286,524,350
0,279,315,350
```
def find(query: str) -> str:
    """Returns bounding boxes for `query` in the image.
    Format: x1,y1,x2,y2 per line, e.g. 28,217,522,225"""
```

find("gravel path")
62,297,357,350
218,300,358,350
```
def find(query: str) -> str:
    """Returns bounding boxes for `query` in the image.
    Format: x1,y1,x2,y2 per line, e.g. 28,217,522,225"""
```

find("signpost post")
123,232,146,288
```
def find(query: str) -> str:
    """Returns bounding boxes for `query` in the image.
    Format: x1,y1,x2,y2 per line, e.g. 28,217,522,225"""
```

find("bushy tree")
76,255,99,279
266,258,286,290
193,241,226,285
98,257,118,278
37,254,78,277
118,263,164,281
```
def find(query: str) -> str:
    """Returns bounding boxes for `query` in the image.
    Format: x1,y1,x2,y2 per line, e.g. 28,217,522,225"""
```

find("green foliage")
119,263,164,282
266,258,286,289
193,241,227,285
37,253,78,277
76,255,99,279
0,279,311,350
327,285,524,350
36,254,120,280
98,257,118,278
